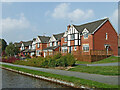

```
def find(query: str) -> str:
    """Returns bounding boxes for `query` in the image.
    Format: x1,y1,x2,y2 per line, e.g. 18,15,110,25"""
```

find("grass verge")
68,65,119,76
76,56,120,64
1,64,119,88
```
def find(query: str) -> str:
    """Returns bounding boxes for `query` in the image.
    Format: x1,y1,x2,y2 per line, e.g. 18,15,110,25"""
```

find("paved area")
76,62,120,66
1,62,119,85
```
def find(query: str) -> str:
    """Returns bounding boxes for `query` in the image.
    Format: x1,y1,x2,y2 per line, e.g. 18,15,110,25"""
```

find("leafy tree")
0,39,7,51
5,42,19,56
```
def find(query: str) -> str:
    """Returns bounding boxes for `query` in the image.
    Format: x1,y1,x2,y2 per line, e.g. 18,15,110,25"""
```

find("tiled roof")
38,36,50,43
53,33,64,40
22,41,32,47
43,45,60,50
14,42,21,47
73,18,108,34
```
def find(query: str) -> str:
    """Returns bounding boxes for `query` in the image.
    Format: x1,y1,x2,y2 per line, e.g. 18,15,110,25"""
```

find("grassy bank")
1,64,119,88
76,56,120,64
68,65,119,76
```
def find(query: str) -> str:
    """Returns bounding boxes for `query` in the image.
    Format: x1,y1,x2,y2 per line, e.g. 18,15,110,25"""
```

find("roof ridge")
73,18,108,27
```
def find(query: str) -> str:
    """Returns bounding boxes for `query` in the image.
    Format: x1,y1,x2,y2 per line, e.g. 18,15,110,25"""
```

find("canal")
1,68,71,88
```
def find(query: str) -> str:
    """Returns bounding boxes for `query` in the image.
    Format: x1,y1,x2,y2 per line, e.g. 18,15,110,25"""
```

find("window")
37,43,40,48
56,42,58,46
74,46,77,51
64,37,67,42
71,34,74,40
106,33,108,40
50,42,52,46
36,50,40,56
62,47,67,53
83,32,88,39
83,44,89,52
54,42,56,46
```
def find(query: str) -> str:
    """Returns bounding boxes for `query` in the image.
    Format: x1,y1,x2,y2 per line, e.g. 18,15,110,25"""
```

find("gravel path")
1,62,119,85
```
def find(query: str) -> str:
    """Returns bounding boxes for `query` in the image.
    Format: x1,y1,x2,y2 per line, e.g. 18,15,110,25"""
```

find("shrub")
65,53,76,66
25,55,31,59
52,53,62,60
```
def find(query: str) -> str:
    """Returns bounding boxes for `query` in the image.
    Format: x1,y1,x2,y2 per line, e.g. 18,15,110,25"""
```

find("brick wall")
93,21,118,56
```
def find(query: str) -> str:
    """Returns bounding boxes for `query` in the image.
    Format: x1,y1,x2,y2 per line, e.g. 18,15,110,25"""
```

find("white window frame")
37,43,40,48
71,34,74,40
50,42,52,47
74,46,77,51
62,47,67,53
82,44,89,52
83,32,88,39
106,33,108,40
64,37,67,42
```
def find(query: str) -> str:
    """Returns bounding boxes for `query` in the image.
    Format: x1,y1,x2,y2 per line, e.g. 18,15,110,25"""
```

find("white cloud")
51,3,94,22
52,3,69,19
2,13,30,32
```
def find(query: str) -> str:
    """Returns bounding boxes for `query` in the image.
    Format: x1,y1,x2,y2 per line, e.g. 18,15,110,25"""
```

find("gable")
63,31,68,37
68,25,79,35
36,37,41,43
49,35,56,42
82,28,89,34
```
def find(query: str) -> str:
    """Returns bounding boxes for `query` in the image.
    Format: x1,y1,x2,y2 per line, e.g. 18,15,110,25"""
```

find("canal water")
1,68,71,88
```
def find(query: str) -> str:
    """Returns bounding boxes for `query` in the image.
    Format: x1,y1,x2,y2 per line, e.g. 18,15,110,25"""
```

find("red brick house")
43,33,64,57
118,34,120,56
61,18,118,56
20,41,32,56
35,36,50,57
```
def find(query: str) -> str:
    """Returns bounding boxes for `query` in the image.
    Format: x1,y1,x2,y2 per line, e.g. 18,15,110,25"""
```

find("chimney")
67,25,71,31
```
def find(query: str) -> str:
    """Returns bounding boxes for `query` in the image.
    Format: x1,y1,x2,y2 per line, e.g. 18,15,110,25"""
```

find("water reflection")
2,68,71,88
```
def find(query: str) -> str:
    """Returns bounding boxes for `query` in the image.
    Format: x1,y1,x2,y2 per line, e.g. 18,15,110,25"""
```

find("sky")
1,2,119,44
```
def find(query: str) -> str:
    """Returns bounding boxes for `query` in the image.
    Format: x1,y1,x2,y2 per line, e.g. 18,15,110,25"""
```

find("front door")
69,46,71,53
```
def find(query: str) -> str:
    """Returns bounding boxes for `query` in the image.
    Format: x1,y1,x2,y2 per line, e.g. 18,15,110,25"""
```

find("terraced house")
60,18,118,56
35,36,50,57
14,18,118,59
43,33,64,57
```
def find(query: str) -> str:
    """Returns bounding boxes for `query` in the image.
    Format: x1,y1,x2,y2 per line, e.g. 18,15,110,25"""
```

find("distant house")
35,36,50,57
61,18,118,56
30,38,36,57
43,33,64,57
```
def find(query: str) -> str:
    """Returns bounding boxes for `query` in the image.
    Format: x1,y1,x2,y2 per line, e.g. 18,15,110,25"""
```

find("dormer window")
106,33,108,40
64,37,67,42
38,43,40,48
50,42,52,46
83,32,88,39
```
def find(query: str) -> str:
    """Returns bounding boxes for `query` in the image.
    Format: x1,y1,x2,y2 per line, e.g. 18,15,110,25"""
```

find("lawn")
76,56,120,64
68,65,119,76
1,64,119,88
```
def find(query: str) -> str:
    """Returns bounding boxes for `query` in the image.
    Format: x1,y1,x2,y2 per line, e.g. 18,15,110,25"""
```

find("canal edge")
1,66,90,89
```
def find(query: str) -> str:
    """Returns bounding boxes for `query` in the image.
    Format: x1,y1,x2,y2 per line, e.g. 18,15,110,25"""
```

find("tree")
0,39,7,51
0,39,7,56
5,42,19,57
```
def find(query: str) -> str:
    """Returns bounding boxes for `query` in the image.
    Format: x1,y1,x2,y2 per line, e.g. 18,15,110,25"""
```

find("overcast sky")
1,2,118,43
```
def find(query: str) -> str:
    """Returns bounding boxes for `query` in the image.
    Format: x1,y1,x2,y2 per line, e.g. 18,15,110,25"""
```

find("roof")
33,38,36,41
23,49,31,53
22,41,32,47
53,33,64,40
14,42,21,47
43,45,60,50
73,18,108,34
38,36,50,43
